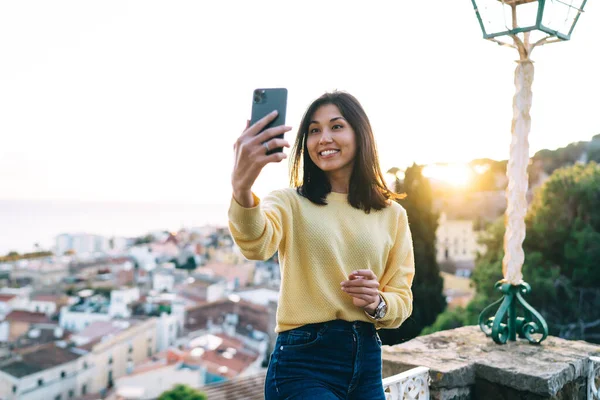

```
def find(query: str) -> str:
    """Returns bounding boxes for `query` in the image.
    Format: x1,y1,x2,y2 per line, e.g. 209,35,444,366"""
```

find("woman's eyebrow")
309,116,345,125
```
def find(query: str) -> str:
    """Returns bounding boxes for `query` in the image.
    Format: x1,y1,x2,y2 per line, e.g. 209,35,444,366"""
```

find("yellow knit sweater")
228,188,415,333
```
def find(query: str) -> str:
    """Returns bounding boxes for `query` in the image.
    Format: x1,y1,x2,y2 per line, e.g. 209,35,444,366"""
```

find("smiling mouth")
319,150,340,157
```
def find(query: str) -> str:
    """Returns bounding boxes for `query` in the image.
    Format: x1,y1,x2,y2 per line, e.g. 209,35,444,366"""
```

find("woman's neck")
326,173,350,194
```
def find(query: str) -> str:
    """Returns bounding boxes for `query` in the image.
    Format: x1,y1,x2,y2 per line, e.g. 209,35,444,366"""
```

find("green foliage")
532,141,588,175
587,135,600,163
174,256,197,270
378,164,446,345
526,162,600,287
0,251,53,263
158,384,207,400
421,306,470,335
134,234,154,245
92,287,114,298
426,162,600,342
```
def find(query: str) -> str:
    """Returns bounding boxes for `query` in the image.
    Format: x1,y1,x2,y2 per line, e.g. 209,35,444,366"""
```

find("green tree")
587,134,600,163
425,162,600,343
158,384,207,400
378,164,446,345
175,256,197,271
134,234,154,245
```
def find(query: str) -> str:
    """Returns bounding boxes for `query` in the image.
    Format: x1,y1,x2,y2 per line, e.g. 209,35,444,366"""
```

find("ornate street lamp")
470,0,588,345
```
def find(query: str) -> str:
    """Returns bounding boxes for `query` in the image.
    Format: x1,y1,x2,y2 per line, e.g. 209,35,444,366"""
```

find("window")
147,347,152,357
128,344,133,354
82,384,87,395
38,379,43,387
12,386,17,393
55,395,62,400
69,390,74,399
108,356,113,365
61,371,66,379
83,361,88,369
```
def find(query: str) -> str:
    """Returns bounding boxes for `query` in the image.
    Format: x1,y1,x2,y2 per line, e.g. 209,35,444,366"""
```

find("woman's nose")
319,130,333,144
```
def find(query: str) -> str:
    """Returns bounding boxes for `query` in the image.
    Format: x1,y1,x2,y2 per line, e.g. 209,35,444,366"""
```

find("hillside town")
0,226,282,400
0,200,496,400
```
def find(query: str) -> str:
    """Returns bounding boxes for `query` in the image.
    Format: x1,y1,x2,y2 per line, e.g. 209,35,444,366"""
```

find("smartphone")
250,88,288,155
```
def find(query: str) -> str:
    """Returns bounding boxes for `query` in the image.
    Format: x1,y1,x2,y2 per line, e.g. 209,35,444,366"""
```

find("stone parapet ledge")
381,325,600,400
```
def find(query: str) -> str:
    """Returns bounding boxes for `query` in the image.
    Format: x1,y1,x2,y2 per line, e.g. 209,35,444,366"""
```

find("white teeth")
320,150,339,156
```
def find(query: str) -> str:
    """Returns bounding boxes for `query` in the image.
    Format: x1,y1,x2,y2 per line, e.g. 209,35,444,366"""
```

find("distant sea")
0,199,229,255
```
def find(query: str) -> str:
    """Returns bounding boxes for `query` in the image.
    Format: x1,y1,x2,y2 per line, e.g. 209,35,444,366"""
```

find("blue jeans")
265,320,386,400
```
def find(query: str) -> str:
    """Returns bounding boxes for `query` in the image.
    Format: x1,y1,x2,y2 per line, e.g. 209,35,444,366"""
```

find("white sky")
1,1,598,206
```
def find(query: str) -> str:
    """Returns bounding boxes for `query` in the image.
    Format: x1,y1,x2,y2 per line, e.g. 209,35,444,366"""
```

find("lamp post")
470,0,588,344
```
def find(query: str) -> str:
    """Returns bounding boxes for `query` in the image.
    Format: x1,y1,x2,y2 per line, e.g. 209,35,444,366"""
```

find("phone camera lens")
253,89,265,104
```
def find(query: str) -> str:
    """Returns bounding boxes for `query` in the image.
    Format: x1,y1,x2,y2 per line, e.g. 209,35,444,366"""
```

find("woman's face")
306,104,357,181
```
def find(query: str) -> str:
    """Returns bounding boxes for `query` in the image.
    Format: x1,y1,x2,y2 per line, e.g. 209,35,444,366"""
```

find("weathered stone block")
382,325,600,399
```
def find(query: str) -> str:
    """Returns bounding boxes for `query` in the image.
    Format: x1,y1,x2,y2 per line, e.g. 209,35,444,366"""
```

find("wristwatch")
365,294,387,321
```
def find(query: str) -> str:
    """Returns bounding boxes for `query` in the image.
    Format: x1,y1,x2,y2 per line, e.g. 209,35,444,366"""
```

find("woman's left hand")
341,269,381,314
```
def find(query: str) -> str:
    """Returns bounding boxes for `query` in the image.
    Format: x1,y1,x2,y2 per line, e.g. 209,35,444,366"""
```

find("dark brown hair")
289,91,405,213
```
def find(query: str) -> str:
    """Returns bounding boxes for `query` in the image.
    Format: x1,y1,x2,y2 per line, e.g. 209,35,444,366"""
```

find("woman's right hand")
232,110,292,207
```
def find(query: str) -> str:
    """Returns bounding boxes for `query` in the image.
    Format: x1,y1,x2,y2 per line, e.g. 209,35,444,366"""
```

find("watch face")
377,303,387,319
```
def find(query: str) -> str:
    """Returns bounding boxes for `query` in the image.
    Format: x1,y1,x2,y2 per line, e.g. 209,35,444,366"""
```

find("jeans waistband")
293,319,375,334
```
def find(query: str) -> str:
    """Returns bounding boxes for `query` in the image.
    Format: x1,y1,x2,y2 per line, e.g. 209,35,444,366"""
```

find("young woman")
229,91,415,400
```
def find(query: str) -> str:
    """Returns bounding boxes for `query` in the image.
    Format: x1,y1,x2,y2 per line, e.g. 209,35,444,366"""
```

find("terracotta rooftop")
0,294,16,302
4,310,52,324
13,327,70,349
194,333,259,379
31,294,63,302
0,343,81,378
75,320,136,343
185,299,270,333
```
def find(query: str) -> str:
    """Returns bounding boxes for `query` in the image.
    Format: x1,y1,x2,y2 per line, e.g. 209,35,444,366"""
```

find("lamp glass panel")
542,0,583,36
516,2,539,29
477,0,514,35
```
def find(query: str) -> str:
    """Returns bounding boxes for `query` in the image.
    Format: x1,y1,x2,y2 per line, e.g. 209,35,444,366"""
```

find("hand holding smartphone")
231,88,291,208
250,88,288,155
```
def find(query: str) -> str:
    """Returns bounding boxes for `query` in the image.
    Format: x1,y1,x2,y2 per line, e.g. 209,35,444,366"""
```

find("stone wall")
382,325,600,400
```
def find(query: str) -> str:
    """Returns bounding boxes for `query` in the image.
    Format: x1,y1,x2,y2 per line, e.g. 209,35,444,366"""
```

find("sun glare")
422,164,473,187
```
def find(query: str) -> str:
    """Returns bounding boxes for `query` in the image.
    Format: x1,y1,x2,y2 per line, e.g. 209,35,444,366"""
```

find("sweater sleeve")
227,190,289,261
375,208,415,329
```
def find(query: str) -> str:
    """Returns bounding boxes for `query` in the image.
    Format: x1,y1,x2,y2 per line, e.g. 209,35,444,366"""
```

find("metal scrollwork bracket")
479,281,548,344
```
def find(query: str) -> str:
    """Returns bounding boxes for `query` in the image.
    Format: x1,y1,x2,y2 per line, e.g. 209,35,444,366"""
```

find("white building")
0,343,94,400
115,349,206,400
129,246,158,271
110,236,131,252
59,288,140,332
72,319,158,394
155,301,186,352
179,275,227,303
108,287,140,319
59,304,112,333
234,288,280,307
152,272,175,293
55,233,109,256
0,294,20,319
436,212,486,276
16,294,63,316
